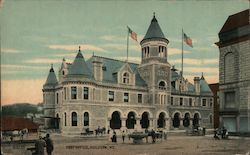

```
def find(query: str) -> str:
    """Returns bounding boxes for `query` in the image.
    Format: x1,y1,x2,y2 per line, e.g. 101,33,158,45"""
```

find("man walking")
45,134,54,155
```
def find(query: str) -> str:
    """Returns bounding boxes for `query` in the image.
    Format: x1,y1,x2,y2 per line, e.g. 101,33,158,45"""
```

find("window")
123,73,129,84
225,91,236,108
171,97,173,105
56,93,59,104
64,112,67,126
71,87,77,100
159,81,166,90
138,94,142,103
71,112,77,126
62,70,65,75
64,87,67,100
124,93,129,102
202,99,207,106
83,112,89,126
189,98,192,106
84,87,89,100
180,98,183,106
210,98,213,107
108,91,114,102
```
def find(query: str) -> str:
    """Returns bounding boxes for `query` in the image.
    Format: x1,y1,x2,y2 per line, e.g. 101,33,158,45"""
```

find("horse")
95,127,106,136
2,128,28,141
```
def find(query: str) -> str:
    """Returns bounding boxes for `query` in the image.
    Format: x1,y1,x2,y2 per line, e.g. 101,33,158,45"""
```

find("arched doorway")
126,112,136,129
183,113,190,127
193,113,200,128
157,112,166,128
173,113,180,128
110,111,121,129
140,112,149,129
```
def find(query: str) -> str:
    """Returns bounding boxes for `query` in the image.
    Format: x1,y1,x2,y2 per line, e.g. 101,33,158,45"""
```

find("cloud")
1,79,44,105
103,43,140,52
184,67,218,74
185,75,218,84
48,44,105,52
0,0,4,8
1,48,21,53
114,56,141,64
169,58,218,65
168,48,191,55
100,35,126,42
1,64,48,74
25,58,62,64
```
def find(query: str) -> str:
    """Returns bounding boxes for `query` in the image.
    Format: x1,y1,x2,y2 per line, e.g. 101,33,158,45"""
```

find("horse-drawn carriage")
81,127,106,136
2,128,28,141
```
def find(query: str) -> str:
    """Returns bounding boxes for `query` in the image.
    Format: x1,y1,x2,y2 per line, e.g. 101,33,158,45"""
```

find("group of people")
107,128,167,144
34,133,54,155
214,126,228,140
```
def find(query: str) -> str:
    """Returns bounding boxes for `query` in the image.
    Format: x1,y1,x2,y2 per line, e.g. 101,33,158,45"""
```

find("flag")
127,26,137,41
183,32,193,47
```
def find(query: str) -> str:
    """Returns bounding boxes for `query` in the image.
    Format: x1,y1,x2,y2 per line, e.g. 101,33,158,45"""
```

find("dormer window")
123,72,129,84
159,81,166,90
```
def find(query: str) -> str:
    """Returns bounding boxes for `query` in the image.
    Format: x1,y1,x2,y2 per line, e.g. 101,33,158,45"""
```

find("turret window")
84,87,89,100
180,97,183,106
56,93,59,104
71,87,77,100
123,72,129,84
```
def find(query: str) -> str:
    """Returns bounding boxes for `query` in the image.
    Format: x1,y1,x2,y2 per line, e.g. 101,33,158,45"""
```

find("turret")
140,13,169,64
43,64,58,129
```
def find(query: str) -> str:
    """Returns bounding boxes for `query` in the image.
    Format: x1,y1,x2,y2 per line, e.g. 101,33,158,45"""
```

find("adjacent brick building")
216,9,250,133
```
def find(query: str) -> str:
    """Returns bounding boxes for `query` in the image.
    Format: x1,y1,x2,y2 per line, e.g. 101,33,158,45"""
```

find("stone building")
43,15,213,134
216,9,250,133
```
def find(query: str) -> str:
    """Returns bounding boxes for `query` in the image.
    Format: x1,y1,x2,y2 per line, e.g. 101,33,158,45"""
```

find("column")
135,117,141,130
121,118,126,131
149,118,153,130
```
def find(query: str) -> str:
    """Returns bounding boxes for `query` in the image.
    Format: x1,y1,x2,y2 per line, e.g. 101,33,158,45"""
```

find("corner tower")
138,13,171,106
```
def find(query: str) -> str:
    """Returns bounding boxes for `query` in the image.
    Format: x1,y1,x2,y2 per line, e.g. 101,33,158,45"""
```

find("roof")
219,9,249,33
142,15,167,41
68,50,92,77
200,76,212,93
1,116,39,131
44,66,58,86
86,56,147,86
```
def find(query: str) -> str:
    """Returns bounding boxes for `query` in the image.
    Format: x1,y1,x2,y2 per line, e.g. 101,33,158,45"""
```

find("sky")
0,0,249,105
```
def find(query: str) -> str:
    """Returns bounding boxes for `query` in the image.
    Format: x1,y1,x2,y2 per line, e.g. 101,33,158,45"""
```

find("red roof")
1,116,39,131
220,9,249,33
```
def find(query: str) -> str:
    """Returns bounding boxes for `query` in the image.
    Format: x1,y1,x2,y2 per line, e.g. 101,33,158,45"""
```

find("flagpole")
181,28,184,81
126,26,129,62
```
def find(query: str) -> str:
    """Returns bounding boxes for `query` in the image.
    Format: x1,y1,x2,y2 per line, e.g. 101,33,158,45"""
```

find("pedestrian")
122,130,125,143
145,128,149,143
151,129,156,143
44,134,54,155
112,131,117,143
35,136,46,155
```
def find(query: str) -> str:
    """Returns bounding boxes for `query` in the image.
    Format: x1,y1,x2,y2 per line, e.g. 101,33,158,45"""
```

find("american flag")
183,33,193,47
128,26,137,42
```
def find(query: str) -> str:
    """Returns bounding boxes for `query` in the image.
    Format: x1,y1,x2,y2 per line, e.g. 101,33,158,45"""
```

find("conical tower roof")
68,47,91,77
200,73,212,93
44,64,58,86
142,14,167,41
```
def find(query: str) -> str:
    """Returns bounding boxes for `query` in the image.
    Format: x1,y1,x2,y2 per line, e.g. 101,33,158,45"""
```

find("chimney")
194,77,200,94
92,57,103,82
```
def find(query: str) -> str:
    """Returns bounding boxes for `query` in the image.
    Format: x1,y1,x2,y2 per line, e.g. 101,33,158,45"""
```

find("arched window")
123,72,129,84
84,112,89,126
62,70,65,75
159,81,166,90
71,112,77,126
64,112,67,126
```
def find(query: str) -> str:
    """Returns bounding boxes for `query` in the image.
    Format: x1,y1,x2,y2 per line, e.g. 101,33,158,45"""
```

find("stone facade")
43,15,213,135
217,9,250,133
